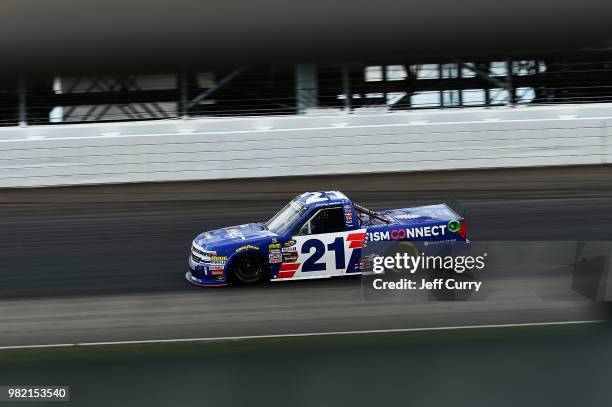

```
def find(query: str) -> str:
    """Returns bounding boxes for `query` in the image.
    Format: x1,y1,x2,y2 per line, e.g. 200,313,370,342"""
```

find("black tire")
231,253,265,284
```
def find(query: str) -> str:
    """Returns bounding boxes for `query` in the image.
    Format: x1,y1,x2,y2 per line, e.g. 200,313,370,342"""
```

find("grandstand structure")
2,50,612,126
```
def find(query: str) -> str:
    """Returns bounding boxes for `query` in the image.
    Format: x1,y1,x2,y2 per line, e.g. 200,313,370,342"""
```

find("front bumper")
186,271,228,287
187,255,228,286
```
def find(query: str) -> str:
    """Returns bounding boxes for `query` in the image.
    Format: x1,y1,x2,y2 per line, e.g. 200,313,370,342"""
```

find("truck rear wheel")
384,241,420,274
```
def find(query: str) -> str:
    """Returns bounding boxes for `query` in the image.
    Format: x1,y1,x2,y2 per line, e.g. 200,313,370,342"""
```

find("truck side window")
299,207,345,235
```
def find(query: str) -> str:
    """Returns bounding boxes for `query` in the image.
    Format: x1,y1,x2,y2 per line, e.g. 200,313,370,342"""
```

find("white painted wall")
0,104,611,188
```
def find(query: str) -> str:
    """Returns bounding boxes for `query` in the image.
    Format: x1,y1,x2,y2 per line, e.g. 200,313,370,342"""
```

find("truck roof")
294,191,351,208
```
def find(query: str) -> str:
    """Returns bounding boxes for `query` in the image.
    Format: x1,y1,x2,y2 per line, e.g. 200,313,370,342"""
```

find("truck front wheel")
231,253,264,284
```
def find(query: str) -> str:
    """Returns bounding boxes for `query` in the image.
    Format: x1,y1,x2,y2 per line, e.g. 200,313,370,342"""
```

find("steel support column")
295,64,318,114
507,60,517,105
341,65,352,112
178,70,189,118
17,76,27,126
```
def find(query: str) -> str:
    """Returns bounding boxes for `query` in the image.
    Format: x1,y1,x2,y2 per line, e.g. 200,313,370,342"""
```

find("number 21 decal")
301,237,360,273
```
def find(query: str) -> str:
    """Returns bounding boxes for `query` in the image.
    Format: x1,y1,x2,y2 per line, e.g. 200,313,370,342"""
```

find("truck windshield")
265,200,306,234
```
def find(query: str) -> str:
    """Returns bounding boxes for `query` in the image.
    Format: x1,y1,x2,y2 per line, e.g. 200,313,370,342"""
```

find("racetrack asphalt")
0,165,611,347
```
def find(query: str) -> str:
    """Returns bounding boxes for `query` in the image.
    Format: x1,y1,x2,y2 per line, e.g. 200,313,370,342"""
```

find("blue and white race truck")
187,191,468,286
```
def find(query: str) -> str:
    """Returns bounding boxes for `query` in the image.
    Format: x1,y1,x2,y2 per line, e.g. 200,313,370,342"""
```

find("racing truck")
187,191,468,286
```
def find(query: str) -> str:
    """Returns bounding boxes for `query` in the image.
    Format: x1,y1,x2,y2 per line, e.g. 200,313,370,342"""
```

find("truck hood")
194,222,276,248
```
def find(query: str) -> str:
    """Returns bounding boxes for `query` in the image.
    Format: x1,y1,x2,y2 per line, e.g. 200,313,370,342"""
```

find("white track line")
0,320,604,351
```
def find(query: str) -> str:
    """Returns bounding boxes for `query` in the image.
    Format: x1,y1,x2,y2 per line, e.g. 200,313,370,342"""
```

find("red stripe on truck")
347,232,366,241
349,240,364,249
277,262,300,279
280,263,300,271
347,232,366,249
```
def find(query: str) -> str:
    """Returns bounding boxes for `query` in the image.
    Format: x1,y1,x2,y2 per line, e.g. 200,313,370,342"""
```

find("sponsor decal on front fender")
282,252,299,263
269,253,282,263
236,244,259,252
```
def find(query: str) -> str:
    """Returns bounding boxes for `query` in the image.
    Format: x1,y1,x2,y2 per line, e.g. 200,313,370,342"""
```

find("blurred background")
2,0,612,124
1,1,612,405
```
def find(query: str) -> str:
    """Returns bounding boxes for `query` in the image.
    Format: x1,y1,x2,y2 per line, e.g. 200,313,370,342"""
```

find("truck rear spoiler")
445,196,466,218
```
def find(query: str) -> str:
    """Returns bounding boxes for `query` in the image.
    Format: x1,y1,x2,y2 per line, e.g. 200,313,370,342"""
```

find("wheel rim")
236,256,262,281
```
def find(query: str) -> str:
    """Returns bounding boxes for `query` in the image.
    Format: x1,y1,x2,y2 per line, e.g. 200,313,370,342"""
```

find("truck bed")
380,204,461,225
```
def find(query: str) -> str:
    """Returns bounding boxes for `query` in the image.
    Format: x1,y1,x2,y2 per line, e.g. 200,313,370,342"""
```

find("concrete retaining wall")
1,103,611,188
